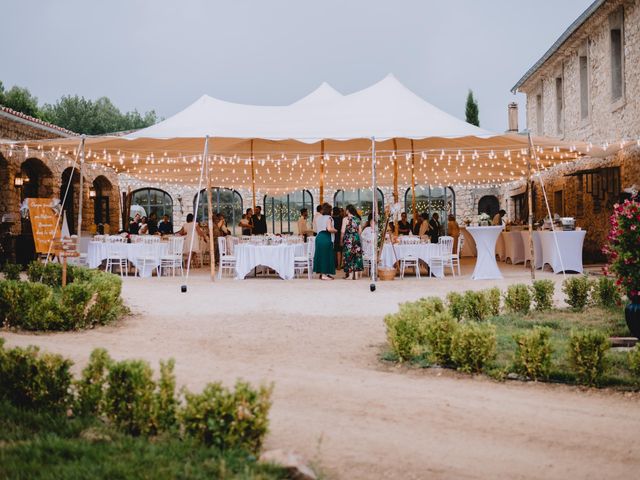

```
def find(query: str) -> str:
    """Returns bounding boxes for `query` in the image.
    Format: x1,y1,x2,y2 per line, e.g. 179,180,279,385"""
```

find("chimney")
507,102,519,133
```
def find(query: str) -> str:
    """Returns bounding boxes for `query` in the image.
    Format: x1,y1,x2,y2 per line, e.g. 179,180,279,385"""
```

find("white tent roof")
125,74,492,142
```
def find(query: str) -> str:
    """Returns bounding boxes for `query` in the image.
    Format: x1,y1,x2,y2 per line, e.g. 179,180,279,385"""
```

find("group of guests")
129,212,174,236
311,203,364,281
238,207,268,236
390,211,460,245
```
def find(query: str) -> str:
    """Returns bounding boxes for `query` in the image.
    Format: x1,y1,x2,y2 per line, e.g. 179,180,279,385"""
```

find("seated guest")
397,212,411,235
129,213,141,234
147,212,159,235
239,208,253,235
138,216,149,235
158,214,173,235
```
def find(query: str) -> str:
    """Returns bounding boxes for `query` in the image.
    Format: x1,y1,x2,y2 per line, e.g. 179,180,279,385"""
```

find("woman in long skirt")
313,203,337,280
341,204,364,279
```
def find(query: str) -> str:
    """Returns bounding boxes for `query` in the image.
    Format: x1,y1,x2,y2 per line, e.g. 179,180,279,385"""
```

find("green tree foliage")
465,89,480,126
2,85,40,118
41,95,157,134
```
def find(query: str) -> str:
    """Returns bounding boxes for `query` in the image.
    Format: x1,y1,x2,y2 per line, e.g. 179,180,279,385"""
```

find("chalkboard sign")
27,198,61,253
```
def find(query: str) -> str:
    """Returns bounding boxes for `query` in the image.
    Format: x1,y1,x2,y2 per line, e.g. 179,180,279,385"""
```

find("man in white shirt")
312,205,323,233
297,208,313,239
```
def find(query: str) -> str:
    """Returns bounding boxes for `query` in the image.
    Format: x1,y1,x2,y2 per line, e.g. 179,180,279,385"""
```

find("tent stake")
204,136,215,281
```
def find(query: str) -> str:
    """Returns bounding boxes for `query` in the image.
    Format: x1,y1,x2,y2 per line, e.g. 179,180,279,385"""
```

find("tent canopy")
7,74,613,194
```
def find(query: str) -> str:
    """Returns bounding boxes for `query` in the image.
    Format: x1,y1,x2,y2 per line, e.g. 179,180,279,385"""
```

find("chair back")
439,235,454,255
142,235,160,244
457,234,464,256
106,235,126,243
217,236,228,256
307,239,315,259
169,236,185,255
93,235,105,242
361,237,373,259
400,236,420,245
106,241,124,257
240,235,251,243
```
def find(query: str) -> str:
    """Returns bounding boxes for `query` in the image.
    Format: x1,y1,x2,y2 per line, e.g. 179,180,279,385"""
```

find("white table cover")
501,231,525,265
234,244,305,280
539,230,586,273
460,228,477,257
520,230,543,270
466,226,504,280
380,243,443,278
87,241,169,278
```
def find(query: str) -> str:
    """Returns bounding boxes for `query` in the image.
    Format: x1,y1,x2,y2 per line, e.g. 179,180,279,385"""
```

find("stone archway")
20,157,54,200
0,153,11,218
92,175,117,229
478,195,500,219
61,167,81,234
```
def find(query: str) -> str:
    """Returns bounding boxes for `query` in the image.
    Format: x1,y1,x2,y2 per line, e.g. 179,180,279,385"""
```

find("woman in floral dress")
341,204,364,279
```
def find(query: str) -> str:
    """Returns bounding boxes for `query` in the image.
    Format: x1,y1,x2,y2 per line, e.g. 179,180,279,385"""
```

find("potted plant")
603,198,640,338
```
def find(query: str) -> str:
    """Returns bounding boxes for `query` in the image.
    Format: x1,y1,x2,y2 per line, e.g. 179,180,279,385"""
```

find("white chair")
294,241,313,279
399,252,420,279
438,236,455,276
399,235,420,245
217,236,236,279
428,243,446,279
105,241,128,276
141,235,160,244
159,236,185,277
106,235,126,243
449,234,464,277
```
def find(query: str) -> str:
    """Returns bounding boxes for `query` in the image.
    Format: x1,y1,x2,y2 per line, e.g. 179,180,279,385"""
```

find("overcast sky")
1,0,593,133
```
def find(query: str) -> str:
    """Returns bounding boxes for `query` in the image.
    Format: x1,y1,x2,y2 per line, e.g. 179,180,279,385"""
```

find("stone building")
511,0,640,260
0,106,120,262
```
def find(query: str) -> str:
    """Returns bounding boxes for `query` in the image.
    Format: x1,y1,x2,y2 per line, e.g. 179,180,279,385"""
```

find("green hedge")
0,262,125,331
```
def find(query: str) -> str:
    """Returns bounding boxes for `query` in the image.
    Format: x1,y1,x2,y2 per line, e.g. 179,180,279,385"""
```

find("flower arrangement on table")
476,212,491,226
603,199,640,301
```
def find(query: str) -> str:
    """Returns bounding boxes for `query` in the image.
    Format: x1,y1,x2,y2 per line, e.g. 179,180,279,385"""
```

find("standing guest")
158,214,173,235
312,204,323,233
313,203,337,280
147,212,159,235
411,214,423,235
138,216,149,235
429,212,441,243
332,206,344,269
129,213,141,234
177,213,205,265
492,209,507,226
418,212,431,237
239,208,253,236
217,214,230,236
252,206,267,235
447,214,461,252
297,208,313,240
397,212,411,235
361,213,373,230
341,204,363,280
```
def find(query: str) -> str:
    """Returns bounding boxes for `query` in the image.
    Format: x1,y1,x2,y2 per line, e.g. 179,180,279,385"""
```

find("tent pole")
370,137,378,289
76,135,85,237
319,140,325,204
526,133,536,280
204,136,215,281
411,140,417,223
392,139,399,236
250,139,256,211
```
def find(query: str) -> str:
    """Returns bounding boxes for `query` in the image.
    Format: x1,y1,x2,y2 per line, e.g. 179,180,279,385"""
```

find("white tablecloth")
380,243,443,278
460,228,476,257
539,230,586,273
87,241,169,277
520,230,543,270
234,244,305,280
501,231,525,265
467,226,504,280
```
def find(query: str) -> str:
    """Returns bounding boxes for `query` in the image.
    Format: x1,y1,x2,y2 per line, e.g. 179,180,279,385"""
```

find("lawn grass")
382,305,639,389
0,401,286,480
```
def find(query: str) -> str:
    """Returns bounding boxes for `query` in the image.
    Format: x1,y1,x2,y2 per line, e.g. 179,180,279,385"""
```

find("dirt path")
3,265,639,479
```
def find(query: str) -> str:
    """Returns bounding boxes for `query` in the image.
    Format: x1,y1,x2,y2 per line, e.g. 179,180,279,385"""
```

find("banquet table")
466,226,504,280
234,243,305,280
539,230,586,273
87,241,169,278
380,242,443,278
501,231,525,265
520,230,543,270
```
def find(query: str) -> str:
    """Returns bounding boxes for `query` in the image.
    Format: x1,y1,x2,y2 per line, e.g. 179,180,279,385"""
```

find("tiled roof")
0,105,77,137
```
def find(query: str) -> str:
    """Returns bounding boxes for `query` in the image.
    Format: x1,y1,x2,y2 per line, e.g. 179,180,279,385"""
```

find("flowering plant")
603,199,640,300
477,213,491,224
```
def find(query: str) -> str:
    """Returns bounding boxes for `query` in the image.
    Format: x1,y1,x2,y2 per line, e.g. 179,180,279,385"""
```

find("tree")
0,80,5,105
465,90,480,127
2,85,40,118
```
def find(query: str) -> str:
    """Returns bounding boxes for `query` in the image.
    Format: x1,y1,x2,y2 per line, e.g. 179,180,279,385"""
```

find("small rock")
506,373,521,380
260,449,317,480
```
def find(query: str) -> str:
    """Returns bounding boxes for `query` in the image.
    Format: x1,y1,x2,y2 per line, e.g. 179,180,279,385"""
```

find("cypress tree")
465,90,480,127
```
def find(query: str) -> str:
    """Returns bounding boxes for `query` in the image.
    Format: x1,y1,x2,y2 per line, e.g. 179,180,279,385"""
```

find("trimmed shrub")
0,280,24,326
530,279,555,311
104,359,158,436
27,261,64,287
462,290,490,322
0,341,72,411
504,284,531,315
74,348,113,416
485,287,501,317
450,322,497,373
568,330,609,386
446,292,465,320
591,276,622,308
398,296,445,318
513,327,553,380
155,359,178,431
384,310,428,362
180,380,273,453
629,345,640,378
562,276,593,311
2,261,21,281
425,311,458,365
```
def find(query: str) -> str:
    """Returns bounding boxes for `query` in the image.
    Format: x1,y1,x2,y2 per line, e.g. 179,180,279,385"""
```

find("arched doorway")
20,158,53,200
263,190,313,234
61,167,81,234
92,176,114,227
478,195,500,219
0,153,10,218
194,188,243,235
333,188,384,218
129,188,173,223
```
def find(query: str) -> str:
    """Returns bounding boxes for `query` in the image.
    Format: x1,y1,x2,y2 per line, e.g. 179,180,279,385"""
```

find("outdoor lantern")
14,175,24,187
89,187,97,198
